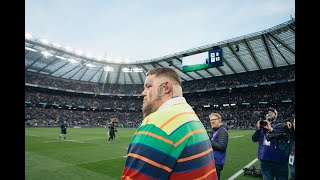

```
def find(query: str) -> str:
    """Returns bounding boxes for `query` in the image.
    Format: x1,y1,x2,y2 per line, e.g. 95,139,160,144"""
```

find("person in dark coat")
208,112,229,180
59,120,67,139
107,122,117,143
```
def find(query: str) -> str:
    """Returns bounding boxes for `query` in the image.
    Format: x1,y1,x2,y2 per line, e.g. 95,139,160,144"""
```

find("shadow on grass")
78,157,126,179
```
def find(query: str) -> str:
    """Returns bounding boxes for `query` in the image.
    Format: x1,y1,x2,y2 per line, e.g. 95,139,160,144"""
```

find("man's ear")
163,82,171,93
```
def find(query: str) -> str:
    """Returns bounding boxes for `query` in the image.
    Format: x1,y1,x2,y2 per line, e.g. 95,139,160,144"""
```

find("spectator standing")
208,112,229,180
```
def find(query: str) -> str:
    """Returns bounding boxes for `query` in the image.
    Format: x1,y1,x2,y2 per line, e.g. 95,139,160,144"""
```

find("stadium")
25,12,295,180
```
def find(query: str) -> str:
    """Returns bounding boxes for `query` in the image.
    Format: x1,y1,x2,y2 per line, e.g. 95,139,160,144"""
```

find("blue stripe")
173,150,214,173
173,140,214,172
125,156,170,180
128,142,177,169
179,140,212,158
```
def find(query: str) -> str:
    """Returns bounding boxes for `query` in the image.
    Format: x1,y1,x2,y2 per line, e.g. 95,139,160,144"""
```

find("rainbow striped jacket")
122,97,217,180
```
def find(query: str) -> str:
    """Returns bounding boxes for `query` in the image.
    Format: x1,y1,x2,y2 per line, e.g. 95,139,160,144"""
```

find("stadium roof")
25,18,295,85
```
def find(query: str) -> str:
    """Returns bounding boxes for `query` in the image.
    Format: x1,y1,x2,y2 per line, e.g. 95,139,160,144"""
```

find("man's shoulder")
220,124,229,131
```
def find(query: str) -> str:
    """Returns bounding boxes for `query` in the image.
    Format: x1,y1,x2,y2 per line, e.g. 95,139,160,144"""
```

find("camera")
254,108,278,129
265,117,294,141
254,108,274,120
243,166,262,177
259,120,267,127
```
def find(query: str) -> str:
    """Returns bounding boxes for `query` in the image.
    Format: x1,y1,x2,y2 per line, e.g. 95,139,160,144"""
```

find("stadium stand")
25,19,295,130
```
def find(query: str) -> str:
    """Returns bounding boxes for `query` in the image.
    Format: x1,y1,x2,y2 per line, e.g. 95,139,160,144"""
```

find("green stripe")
130,121,209,158
131,124,180,158
170,121,208,143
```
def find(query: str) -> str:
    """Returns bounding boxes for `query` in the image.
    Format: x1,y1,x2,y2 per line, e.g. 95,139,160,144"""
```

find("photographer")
252,107,289,180
274,118,295,180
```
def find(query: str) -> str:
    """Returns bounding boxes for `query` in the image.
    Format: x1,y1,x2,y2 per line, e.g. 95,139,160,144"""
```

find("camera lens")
259,121,267,127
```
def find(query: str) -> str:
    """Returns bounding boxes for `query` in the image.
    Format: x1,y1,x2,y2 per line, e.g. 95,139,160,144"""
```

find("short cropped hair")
146,67,181,86
209,113,222,121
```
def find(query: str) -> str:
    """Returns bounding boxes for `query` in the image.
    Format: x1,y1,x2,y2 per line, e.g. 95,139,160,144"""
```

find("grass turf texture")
26,127,266,180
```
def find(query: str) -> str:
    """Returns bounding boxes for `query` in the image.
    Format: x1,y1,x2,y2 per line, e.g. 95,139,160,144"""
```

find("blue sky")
25,0,295,62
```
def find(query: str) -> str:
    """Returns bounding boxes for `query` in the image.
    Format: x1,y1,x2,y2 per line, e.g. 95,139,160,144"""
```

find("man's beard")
142,95,162,119
142,103,154,119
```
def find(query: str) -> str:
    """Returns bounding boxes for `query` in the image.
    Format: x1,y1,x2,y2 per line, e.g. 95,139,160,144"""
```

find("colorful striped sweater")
122,97,217,180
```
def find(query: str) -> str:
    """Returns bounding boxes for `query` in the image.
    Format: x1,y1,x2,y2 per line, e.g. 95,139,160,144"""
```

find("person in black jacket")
208,112,229,180
107,122,117,143
59,120,67,139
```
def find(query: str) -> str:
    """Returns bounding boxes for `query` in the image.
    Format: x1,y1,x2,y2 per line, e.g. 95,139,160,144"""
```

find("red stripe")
122,167,156,180
169,161,217,180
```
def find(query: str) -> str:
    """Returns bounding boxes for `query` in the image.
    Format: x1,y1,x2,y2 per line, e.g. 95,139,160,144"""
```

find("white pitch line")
43,140,61,143
227,158,259,180
231,135,244,138
62,139,85,143
25,134,40,137
82,138,97,141
43,139,85,143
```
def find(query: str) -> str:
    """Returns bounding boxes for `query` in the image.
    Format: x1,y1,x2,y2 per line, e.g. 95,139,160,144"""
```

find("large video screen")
182,48,223,72
182,52,209,72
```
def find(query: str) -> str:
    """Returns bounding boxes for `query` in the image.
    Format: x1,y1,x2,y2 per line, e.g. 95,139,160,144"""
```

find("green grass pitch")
26,127,265,180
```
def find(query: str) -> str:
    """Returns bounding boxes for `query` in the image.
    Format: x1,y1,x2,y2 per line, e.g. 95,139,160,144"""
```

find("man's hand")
265,120,273,132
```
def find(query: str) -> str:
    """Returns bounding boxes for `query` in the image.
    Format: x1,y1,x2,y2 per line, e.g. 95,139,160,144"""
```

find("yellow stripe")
159,112,195,129
128,153,172,173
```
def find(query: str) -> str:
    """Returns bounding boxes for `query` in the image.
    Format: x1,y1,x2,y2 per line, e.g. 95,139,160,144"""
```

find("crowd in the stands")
25,65,295,94
25,65,295,130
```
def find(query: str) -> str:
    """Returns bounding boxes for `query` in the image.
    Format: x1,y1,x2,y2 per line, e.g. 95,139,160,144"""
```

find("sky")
25,0,295,62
